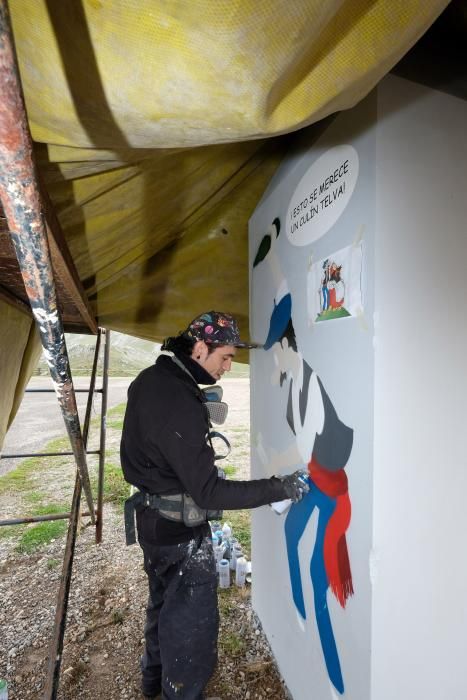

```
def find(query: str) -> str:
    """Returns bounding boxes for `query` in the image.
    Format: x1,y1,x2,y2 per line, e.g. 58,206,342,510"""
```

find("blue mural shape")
254,218,354,695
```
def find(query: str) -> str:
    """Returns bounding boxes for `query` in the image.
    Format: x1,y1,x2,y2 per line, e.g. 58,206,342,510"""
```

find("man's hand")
278,470,310,503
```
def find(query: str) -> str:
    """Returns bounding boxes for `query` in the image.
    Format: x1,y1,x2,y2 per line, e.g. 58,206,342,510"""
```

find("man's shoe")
141,680,162,699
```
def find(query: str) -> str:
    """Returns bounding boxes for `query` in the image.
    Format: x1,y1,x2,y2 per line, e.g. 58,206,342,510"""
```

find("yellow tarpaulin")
7,0,449,340
0,0,449,445
0,300,41,451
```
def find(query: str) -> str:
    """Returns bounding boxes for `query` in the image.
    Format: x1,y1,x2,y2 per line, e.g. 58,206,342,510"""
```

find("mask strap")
208,430,231,460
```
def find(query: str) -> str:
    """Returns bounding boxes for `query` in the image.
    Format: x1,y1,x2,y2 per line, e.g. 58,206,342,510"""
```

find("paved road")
0,376,133,476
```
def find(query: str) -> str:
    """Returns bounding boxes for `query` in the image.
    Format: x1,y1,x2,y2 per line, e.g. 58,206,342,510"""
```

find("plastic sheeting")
0,300,41,452
6,0,448,342
10,0,449,148
0,0,449,446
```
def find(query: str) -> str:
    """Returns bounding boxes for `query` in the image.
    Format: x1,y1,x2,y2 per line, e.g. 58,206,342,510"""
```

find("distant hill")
34,332,249,378
34,331,159,377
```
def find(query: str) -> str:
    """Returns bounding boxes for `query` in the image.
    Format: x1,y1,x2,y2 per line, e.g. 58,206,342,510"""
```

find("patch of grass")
219,631,246,656
222,464,237,478
0,457,38,495
106,403,126,419
45,436,70,452
15,519,67,554
32,503,69,516
47,558,60,569
218,586,237,615
90,461,129,511
103,402,126,431
0,503,69,546
0,435,73,498
107,418,124,430
0,525,25,540
24,491,45,504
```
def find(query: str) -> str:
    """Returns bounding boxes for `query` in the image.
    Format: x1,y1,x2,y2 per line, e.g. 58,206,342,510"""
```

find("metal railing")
0,328,110,698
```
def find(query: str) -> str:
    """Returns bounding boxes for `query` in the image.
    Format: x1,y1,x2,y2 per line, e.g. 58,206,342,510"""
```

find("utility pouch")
182,466,226,526
126,465,228,533
157,493,184,523
182,494,209,527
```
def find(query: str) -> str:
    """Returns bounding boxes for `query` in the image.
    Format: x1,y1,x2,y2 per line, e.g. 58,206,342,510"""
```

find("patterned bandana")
185,311,258,348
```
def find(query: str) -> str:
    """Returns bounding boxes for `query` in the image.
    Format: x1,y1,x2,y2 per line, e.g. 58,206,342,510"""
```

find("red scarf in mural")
308,457,354,608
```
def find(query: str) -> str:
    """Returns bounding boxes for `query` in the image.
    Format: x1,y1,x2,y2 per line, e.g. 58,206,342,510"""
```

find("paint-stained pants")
138,534,219,700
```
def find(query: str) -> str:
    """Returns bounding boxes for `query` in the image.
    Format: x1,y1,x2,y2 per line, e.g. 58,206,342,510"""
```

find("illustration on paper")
309,243,363,323
253,218,354,695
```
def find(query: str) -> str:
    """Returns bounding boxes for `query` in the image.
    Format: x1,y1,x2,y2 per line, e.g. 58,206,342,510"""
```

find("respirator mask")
203,385,228,425
203,384,231,461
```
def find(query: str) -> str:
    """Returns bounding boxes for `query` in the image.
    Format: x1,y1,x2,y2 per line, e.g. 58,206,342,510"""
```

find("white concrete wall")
249,74,467,699
371,76,467,699
249,94,376,700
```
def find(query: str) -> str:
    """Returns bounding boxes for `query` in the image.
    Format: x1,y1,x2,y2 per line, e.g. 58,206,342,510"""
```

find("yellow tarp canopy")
0,0,449,445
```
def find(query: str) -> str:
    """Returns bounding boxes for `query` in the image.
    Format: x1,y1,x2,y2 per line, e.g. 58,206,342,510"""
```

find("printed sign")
308,242,364,323
286,145,359,246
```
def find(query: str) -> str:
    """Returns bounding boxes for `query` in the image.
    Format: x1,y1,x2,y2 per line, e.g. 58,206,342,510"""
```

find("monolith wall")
248,75,467,699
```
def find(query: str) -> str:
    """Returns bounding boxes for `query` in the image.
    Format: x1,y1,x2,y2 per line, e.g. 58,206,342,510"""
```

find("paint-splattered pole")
0,0,95,522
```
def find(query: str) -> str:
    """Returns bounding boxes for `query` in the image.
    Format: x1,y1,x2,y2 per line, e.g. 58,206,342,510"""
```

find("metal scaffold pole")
43,328,104,699
0,0,95,520
96,329,110,543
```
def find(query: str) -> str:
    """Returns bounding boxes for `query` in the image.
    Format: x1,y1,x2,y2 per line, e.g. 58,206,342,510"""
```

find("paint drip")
218,559,230,588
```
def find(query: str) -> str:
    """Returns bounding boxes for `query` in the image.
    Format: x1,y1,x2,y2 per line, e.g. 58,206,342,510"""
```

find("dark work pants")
138,534,219,700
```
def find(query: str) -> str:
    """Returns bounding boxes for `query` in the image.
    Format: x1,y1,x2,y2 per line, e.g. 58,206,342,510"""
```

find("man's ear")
192,339,208,362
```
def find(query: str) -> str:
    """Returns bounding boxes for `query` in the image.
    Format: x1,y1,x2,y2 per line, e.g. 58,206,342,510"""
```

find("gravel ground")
0,377,290,700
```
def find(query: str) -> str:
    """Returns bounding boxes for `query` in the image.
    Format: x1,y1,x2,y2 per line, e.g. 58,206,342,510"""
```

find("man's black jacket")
120,354,287,544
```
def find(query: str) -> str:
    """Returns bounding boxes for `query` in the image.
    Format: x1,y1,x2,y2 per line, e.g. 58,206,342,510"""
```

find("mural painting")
253,218,354,695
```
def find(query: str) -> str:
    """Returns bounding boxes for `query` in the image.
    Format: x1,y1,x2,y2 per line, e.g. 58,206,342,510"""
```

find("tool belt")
124,489,224,546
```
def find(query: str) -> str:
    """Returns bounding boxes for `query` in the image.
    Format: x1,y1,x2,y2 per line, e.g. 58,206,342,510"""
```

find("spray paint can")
227,538,238,567
221,537,231,561
230,543,242,571
270,472,309,515
235,557,247,587
218,559,230,588
214,544,224,573
0,679,8,699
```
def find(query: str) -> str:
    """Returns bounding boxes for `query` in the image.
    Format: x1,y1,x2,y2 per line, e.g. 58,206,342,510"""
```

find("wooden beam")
0,283,31,316
40,185,98,335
